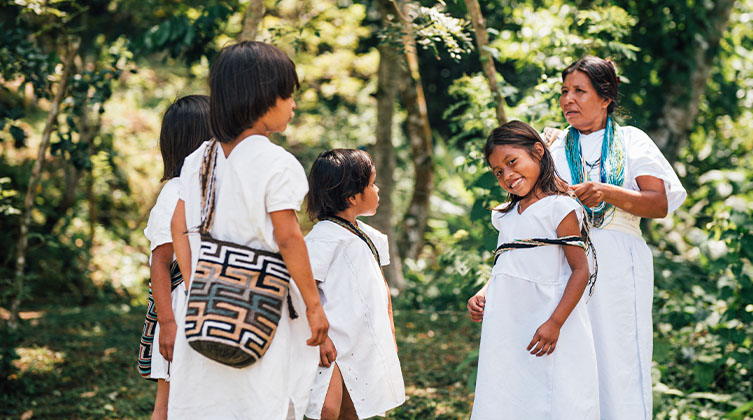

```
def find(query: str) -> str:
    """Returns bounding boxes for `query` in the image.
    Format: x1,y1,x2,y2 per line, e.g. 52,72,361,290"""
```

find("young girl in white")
137,95,210,420
168,41,329,420
467,121,599,419
304,149,405,420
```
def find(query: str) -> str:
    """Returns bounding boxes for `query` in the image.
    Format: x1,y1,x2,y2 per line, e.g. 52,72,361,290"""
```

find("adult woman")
468,56,686,419
550,56,685,419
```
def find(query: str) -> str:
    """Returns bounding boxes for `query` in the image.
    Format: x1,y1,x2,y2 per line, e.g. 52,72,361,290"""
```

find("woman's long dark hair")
484,120,568,213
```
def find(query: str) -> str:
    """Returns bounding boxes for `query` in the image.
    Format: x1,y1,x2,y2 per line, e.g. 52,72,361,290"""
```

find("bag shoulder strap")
322,216,381,264
199,139,219,234
541,127,564,147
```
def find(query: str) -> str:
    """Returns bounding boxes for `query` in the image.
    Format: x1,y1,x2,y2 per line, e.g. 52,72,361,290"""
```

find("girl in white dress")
137,95,210,420
304,149,405,420
168,42,329,420
468,121,599,419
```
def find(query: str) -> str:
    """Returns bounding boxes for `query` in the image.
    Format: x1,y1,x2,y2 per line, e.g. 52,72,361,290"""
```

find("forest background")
1,0,752,418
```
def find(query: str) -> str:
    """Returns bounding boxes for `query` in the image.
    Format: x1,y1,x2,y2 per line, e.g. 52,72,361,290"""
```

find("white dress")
304,220,405,419
470,195,599,420
167,136,319,420
143,178,187,380
550,126,686,420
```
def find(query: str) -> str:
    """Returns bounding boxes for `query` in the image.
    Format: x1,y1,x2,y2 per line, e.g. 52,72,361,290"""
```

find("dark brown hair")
484,120,567,213
209,41,300,143
562,56,619,114
159,95,211,181
306,149,375,221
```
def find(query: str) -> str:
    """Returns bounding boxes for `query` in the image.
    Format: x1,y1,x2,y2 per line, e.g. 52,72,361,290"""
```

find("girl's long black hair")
484,120,568,213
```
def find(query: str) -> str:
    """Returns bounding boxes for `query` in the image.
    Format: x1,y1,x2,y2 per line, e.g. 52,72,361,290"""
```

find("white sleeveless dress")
470,195,599,419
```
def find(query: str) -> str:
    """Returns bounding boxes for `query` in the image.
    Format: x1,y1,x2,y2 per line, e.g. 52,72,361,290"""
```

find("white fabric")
471,195,599,420
168,136,318,420
549,126,687,420
304,220,404,419
144,178,184,380
144,178,181,263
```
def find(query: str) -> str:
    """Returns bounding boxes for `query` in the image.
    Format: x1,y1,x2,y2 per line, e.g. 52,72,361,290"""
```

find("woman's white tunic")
167,136,318,420
471,195,599,420
549,126,686,420
304,220,405,419
144,178,187,380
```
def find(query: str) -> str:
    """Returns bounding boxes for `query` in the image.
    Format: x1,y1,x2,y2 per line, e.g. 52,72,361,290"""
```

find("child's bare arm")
170,200,191,292
270,209,329,346
527,210,589,356
151,243,177,361
467,281,490,322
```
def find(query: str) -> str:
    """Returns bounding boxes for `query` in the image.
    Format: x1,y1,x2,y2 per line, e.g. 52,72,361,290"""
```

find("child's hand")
158,320,177,361
305,305,330,346
467,294,486,322
319,336,337,367
527,319,561,357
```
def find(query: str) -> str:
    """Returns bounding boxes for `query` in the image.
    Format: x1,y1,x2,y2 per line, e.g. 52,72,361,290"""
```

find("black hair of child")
307,149,375,221
484,120,568,214
160,94,211,181
209,41,300,143
562,56,620,115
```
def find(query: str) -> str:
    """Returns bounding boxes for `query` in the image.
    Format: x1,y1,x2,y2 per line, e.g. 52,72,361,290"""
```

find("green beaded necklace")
564,115,625,228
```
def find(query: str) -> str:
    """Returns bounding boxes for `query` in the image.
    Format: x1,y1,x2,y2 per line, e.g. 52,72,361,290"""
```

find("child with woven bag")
466,121,599,419
137,95,210,420
304,149,405,420
167,41,328,420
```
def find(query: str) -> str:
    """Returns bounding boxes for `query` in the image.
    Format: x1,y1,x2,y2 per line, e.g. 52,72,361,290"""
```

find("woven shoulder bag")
184,139,297,368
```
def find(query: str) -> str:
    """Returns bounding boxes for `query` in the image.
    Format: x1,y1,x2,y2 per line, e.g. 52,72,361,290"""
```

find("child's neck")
334,208,359,225
518,187,547,213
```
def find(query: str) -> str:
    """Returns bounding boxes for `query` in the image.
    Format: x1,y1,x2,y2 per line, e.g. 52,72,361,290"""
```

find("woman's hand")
305,304,329,346
467,294,486,322
570,182,608,208
319,336,337,367
527,319,561,357
158,320,177,361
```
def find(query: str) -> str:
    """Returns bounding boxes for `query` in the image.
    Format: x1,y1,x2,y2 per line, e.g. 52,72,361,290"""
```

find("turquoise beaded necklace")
564,115,625,228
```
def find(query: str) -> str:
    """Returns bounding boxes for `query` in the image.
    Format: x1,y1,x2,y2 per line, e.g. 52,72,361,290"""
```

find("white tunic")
549,126,686,420
144,178,187,380
471,195,599,419
304,220,405,419
168,136,318,420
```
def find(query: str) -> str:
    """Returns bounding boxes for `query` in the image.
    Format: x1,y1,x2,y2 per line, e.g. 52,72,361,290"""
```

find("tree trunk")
464,0,506,125
371,0,404,291
396,1,433,262
10,40,78,329
239,0,265,41
648,0,735,161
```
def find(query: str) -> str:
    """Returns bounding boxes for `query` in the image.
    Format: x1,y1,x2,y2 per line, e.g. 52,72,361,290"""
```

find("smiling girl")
468,121,599,419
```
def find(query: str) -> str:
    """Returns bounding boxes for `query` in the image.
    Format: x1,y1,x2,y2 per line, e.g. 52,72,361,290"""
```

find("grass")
2,305,481,420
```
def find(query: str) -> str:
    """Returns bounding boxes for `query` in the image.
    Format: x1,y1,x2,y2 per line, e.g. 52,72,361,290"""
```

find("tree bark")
648,0,735,161
396,1,433,262
10,40,78,328
239,0,265,41
372,0,404,291
464,0,506,125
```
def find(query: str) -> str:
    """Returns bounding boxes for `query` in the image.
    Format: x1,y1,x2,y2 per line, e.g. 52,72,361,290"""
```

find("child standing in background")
467,121,599,419
137,95,210,420
304,149,405,420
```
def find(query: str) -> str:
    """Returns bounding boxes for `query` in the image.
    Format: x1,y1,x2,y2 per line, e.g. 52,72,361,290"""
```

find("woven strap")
199,139,220,234
493,235,597,296
322,216,380,264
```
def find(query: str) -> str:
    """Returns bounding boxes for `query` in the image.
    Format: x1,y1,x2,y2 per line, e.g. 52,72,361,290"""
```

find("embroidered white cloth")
471,195,599,419
304,220,404,419
168,136,318,420
550,126,687,419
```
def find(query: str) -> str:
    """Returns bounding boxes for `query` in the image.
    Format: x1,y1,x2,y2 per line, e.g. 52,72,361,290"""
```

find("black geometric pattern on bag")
184,235,294,368
138,260,183,379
